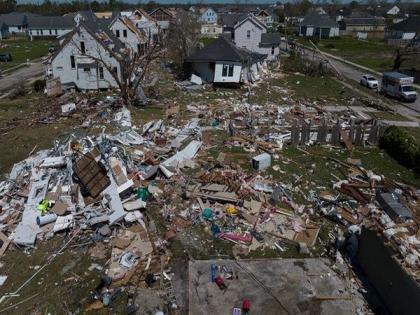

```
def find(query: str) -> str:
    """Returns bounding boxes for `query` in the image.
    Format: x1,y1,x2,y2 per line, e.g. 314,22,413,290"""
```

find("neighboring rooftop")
344,11,385,25
0,12,33,26
27,15,75,29
389,16,420,32
219,13,247,28
300,10,338,28
260,33,281,47
185,36,264,63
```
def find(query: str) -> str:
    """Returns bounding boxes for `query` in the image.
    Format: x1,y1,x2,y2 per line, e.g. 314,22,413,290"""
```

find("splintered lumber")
337,183,370,205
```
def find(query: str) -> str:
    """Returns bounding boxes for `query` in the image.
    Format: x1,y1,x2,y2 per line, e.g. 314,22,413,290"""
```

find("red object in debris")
242,299,251,312
215,276,224,287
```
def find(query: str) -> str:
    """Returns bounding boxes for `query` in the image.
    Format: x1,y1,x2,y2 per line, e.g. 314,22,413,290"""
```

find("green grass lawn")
284,73,348,99
0,39,56,71
298,36,396,72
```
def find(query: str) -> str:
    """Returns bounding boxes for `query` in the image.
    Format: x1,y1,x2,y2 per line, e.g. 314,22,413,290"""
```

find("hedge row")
379,126,420,174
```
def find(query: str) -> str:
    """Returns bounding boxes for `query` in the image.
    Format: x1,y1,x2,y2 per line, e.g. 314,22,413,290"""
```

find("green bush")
33,79,46,93
379,126,420,173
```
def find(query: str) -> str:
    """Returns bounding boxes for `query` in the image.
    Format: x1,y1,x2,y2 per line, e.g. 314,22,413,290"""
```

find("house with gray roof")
299,10,339,38
386,16,420,41
27,15,75,39
0,12,31,34
342,12,385,39
234,14,281,61
184,36,265,85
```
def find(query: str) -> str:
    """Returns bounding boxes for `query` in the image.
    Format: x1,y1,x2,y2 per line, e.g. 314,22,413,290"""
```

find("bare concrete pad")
189,258,366,315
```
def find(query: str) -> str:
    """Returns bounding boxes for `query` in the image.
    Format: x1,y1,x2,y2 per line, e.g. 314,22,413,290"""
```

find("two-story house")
234,15,281,61
149,7,175,34
129,9,161,44
198,8,217,24
255,9,274,28
49,17,123,91
109,15,147,54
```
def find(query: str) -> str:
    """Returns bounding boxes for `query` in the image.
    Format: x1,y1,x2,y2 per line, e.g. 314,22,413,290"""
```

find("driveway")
0,62,44,94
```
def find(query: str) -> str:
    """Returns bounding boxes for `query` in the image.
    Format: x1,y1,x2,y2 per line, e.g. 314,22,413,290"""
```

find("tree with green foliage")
379,126,420,173
0,0,16,13
349,1,359,9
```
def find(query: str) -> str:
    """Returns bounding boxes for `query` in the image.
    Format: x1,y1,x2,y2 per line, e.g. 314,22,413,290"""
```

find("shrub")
325,43,335,49
379,126,420,173
33,79,46,93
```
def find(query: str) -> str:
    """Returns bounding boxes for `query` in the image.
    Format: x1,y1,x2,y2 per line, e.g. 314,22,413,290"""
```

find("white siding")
329,27,339,37
257,46,279,60
199,8,217,24
200,24,223,37
110,18,144,53
402,32,416,40
234,19,266,52
51,26,120,90
214,62,242,83
29,28,72,39
8,26,25,33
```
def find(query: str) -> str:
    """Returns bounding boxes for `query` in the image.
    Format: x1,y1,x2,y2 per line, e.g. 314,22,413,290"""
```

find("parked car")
0,53,12,62
360,74,379,89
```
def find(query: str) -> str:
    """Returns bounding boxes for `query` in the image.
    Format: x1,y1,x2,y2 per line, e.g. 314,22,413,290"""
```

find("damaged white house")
184,36,265,86
49,17,124,90
109,15,147,54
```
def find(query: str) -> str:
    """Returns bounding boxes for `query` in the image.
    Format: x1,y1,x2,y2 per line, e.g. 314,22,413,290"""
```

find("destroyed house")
184,36,265,86
49,17,123,91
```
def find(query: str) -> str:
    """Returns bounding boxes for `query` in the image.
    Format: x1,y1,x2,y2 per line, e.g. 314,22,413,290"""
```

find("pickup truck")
381,72,417,102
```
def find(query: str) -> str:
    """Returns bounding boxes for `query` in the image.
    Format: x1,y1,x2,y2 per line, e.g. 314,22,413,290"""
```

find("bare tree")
70,22,164,106
166,10,201,75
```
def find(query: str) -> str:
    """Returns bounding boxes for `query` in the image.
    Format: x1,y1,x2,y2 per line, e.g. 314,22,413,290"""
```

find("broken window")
116,29,120,37
99,66,104,79
271,46,275,55
83,67,90,72
247,30,251,39
80,41,85,54
123,29,127,38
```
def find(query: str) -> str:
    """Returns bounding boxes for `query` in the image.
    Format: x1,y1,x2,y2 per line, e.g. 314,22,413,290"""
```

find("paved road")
281,43,420,117
0,62,43,94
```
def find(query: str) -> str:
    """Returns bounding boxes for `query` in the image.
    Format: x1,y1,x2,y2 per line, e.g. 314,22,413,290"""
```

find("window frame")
70,55,75,69
99,66,104,79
